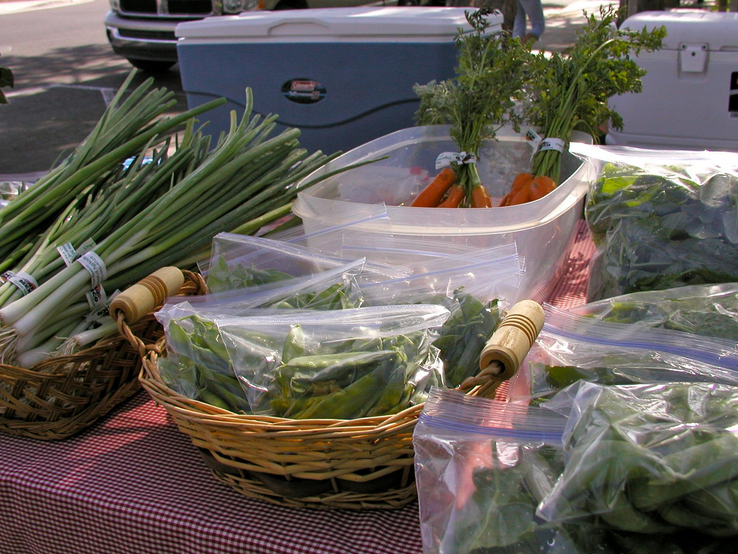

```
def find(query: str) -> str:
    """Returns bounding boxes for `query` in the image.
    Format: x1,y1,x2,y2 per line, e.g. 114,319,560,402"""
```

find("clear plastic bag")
155,308,251,413
568,282,738,342
161,260,367,319
360,251,522,388
202,232,405,292
507,304,738,404
215,304,450,417
569,144,738,301
538,381,738,546
413,388,612,554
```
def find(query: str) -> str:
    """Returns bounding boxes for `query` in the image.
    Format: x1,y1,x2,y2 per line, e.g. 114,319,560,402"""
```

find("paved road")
0,0,613,178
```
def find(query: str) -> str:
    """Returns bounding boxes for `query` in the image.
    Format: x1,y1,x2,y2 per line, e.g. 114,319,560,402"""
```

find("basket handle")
459,299,545,399
110,267,186,325
112,267,206,359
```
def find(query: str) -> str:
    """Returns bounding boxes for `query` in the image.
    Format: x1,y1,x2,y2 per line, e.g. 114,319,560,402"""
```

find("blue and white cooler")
175,7,501,155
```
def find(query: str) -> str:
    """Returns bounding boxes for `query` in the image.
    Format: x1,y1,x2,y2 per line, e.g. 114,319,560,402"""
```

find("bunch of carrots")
411,168,555,208
410,167,492,208
498,173,556,206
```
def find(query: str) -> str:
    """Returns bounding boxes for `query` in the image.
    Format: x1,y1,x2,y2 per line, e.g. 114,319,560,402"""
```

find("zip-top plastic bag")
361,250,523,388
413,388,616,554
202,232,405,292
570,144,738,301
536,381,738,548
507,304,738,404
568,282,738,342
211,304,450,417
160,260,367,322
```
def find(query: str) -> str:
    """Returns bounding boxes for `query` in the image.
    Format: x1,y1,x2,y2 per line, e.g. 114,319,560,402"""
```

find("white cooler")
606,11,738,152
175,7,501,155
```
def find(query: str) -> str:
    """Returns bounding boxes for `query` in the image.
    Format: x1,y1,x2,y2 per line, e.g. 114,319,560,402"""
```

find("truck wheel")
127,58,176,73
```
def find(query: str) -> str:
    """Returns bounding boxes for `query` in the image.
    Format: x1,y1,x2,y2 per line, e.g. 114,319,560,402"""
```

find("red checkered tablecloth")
0,222,596,554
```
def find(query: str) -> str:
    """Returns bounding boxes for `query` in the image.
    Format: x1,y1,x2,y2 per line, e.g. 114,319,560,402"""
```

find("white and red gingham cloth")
0,222,596,554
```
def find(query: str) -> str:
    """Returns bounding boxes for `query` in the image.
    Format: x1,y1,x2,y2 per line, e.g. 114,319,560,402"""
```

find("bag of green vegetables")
567,282,738,342
506,304,738,404
214,304,449,417
570,144,738,301
537,380,738,550
154,260,371,412
361,249,522,389
414,388,608,554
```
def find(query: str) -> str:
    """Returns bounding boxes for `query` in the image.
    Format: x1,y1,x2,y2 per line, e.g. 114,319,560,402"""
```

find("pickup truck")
104,0,441,72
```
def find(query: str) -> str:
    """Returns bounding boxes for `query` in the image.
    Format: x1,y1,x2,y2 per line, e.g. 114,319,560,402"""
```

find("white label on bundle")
4,271,38,296
58,239,97,267
86,289,120,325
435,151,477,170
524,128,543,150
57,243,77,266
85,284,107,309
538,138,566,153
78,252,107,288
0,271,12,284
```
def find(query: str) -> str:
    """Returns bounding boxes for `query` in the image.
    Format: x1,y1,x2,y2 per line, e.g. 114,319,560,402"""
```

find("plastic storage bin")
292,125,596,303
606,11,738,151
175,7,501,156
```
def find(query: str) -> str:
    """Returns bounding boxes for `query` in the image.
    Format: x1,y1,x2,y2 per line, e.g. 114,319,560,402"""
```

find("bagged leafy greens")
413,388,611,554
571,144,738,301
215,305,449,417
538,381,738,546
568,282,738,342
361,249,522,388
507,304,738,404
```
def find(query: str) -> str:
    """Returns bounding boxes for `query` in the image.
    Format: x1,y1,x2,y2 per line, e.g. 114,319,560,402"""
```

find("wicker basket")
0,270,202,441
122,284,543,510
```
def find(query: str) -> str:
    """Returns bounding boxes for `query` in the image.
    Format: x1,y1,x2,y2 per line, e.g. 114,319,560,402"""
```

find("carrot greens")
413,8,530,208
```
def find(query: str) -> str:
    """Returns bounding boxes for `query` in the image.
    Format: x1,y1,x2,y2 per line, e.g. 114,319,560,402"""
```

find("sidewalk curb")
0,0,93,16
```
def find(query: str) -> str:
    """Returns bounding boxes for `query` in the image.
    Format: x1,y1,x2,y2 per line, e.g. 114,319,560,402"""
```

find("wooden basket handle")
113,268,207,358
459,299,545,399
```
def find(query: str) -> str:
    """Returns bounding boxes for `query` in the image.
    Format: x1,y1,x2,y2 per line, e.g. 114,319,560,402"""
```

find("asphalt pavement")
0,0,614,181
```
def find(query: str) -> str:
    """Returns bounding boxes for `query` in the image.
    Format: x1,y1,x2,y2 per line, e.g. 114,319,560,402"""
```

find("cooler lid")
622,11,738,51
175,7,502,41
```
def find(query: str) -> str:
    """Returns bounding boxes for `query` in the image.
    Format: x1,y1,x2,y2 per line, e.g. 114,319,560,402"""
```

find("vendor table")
0,222,596,554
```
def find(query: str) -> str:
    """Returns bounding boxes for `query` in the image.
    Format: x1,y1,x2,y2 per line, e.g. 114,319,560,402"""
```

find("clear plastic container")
292,125,596,302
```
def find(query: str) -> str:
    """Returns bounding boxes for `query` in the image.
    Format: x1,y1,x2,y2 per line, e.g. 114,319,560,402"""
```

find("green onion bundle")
0,84,341,367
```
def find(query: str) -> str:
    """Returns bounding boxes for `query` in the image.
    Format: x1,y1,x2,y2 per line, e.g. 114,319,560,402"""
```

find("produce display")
583,146,738,301
5,2,736,550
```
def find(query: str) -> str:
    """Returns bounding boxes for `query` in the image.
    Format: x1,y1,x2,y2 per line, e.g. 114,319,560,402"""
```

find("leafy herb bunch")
524,5,666,184
414,9,531,207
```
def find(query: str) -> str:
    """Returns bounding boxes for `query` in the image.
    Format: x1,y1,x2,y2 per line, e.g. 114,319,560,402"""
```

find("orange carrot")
410,167,457,207
509,172,534,196
471,185,492,208
528,175,556,201
499,172,534,206
507,185,532,205
438,184,466,208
